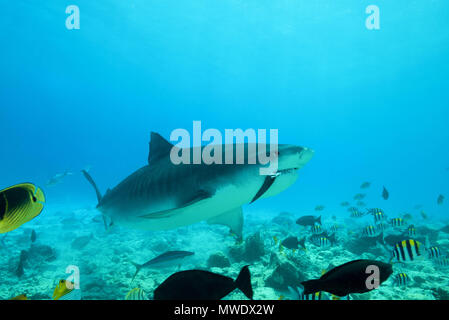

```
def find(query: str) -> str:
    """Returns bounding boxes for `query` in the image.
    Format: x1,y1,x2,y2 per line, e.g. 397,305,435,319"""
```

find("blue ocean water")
1,0,448,300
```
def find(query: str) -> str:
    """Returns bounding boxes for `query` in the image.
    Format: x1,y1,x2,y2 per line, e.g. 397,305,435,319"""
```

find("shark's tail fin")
81,170,102,204
235,265,253,300
82,170,112,230
316,216,322,225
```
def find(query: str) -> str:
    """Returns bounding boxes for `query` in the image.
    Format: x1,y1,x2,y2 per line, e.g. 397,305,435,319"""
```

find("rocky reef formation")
207,252,231,268
228,231,265,263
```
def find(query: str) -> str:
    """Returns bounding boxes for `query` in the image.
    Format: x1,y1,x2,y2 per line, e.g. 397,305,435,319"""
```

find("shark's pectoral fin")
250,175,277,203
207,207,244,240
139,189,213,220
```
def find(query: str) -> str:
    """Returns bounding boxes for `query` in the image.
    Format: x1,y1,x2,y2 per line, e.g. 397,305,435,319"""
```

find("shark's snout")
274,145,314,173
299,147,314,165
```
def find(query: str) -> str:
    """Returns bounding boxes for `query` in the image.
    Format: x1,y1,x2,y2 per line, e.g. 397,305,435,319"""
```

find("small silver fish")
46,170,73,186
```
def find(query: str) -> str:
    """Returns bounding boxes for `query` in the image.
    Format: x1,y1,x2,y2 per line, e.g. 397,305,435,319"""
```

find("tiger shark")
82,132,314,238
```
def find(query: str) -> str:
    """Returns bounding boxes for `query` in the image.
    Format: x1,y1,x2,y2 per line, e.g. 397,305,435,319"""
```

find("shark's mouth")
275,168,299,175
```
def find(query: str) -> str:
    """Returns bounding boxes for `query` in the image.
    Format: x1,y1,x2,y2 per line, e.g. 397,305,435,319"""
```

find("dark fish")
420,211,428,220
437,195,444,205
360,182,371,189
340,201,350,207
271,213,294,227
382,186,389,200
0,183,45,233
46,170,73,187
383,233,409,246
31,230,36,243
154,265,253,300
315,205,325,211
353,193,366,200
71,234,93,250
130,250,195,281
301,259,393,297
356,201,366,207
359,231,385,246
402,213,413,220
16,250,28,278
296,215,321,227
281,236,306,250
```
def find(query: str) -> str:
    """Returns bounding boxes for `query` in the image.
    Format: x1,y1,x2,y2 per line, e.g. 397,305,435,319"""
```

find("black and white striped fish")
407,225,416,236
433,257,449,268
329,224,339,233
427,246,443,259
349,207,365,218
125,288,148,300
393,273,410,287
390,218,406,228
287,285,328,300
362,225,379,237
311,235,333,248
391,239,424,262
311,224,323,234
369,208,386,224
376,222,388,232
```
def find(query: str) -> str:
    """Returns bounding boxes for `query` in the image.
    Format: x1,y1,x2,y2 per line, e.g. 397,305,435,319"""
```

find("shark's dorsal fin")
148,132,174,165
